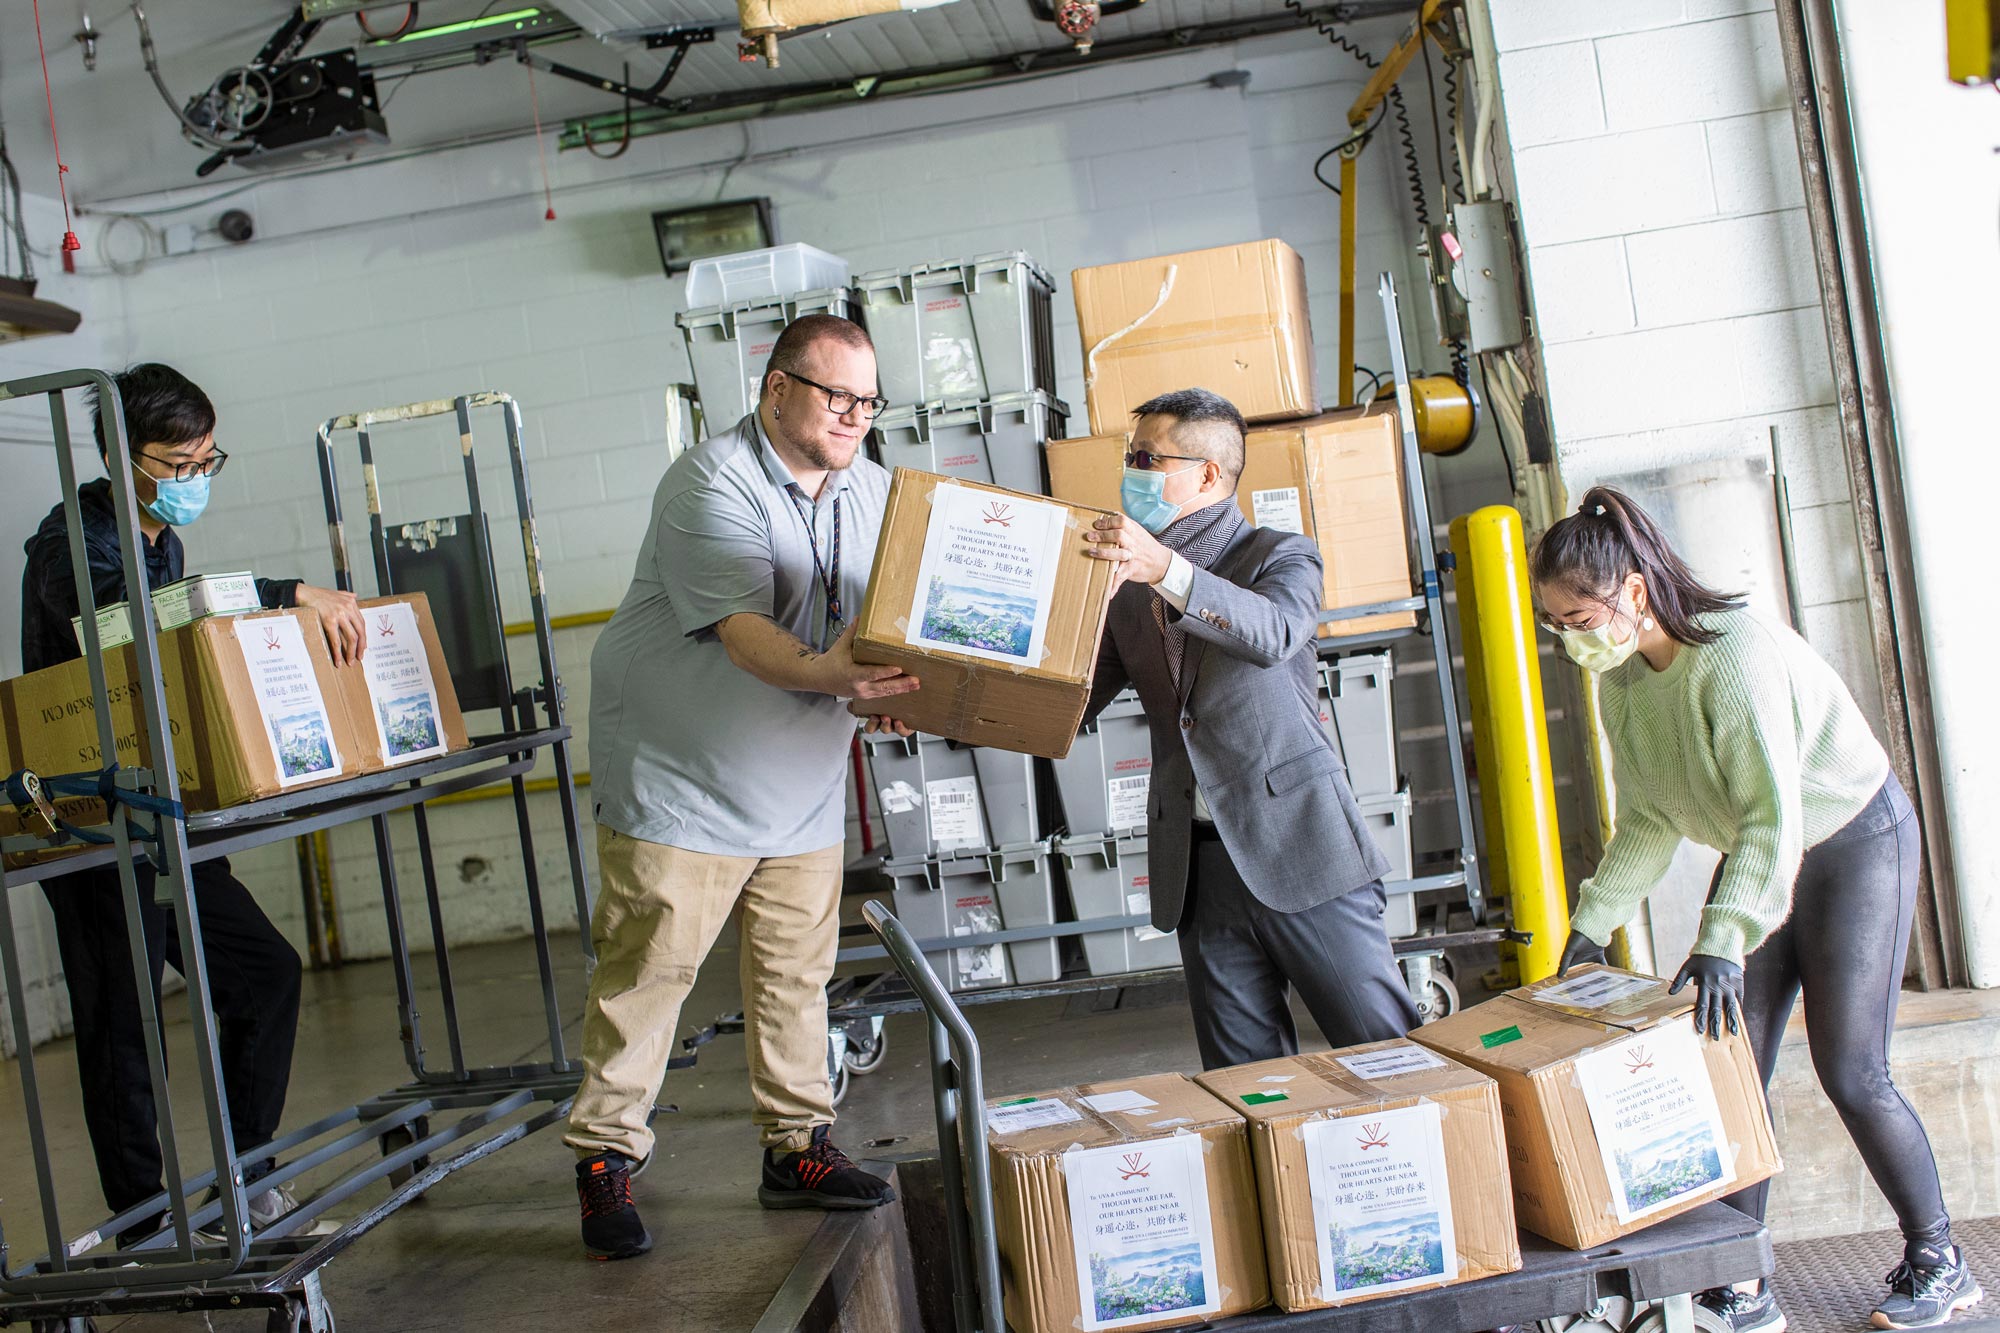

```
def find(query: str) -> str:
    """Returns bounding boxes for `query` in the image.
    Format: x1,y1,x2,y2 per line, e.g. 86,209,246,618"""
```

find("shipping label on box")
1301,1101,1458,1300
1065,1133,1222,1331
906,481,1068,668
236,613,346,788
1573,1022,1735,1224
360,600,450,764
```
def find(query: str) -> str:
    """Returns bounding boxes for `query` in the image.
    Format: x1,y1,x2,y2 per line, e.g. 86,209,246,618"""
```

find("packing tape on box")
1085,263,1177,394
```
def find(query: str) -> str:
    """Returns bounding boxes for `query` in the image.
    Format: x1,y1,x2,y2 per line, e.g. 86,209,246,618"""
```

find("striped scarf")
1150,500,1243,688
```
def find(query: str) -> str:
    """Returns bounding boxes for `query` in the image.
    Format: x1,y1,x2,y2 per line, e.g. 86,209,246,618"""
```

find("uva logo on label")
261,626,283,651
1356,1122,1391,1151
1625,1044,1655,1074
1118,1152,1151,1182
981,501,1013,527
374,614,396,637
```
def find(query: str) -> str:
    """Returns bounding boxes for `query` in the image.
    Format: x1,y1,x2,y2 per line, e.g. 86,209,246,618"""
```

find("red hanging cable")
30,0,83,256
525,58,556,221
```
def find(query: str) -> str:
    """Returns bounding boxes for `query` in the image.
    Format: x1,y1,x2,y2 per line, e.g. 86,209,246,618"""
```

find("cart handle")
859,901,1005,1333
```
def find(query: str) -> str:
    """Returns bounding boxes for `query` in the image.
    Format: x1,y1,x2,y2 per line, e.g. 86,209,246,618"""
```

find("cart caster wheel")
829,1059,852,1108
843,1027,888,1075
1622,1301,1729,1333
380,1114,433,1190
1412,971,1460,1025
266,1297,336,1333
33,1319,98,1333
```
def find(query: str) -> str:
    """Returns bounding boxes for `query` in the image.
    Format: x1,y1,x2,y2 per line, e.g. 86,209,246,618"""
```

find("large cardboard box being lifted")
985,1073,1269,1333
1196,1041,1521,1312
1411,965,1782,1250
337,593,471,771
1046,407,1414,638
0,607,364,862
1074,239,1317,436
850,469,1118,759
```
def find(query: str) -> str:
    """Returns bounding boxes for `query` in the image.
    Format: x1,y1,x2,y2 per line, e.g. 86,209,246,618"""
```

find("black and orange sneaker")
576,1152,651,1261
757,1126,896,1211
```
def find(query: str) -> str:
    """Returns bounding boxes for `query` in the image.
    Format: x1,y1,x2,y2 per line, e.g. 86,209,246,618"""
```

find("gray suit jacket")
1083,512,1392,932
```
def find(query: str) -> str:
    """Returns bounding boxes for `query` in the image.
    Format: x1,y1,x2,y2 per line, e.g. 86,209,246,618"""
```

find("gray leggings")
1720,774,1951,1252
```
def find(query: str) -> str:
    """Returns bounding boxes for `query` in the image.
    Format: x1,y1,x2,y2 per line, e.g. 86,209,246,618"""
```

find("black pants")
40,856,302,1219
1176,829,1420,1070
1720,774,1951,1250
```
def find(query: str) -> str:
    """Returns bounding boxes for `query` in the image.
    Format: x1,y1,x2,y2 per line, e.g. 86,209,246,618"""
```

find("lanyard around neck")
786,486,843,648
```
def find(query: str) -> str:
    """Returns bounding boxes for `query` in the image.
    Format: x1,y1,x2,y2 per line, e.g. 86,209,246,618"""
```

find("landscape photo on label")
1330,1213,1448,1293
1614,1122,1726,1213
269,711,336,779
1087,1242,1208,1324
378,692,442,758
918,576,1037,660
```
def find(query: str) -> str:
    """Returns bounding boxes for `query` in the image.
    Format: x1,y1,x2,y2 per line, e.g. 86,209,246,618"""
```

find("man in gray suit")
1080,388,1419,1069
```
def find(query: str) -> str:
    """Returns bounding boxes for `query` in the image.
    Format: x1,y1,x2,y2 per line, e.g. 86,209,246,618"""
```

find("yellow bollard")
1449,506,1567,984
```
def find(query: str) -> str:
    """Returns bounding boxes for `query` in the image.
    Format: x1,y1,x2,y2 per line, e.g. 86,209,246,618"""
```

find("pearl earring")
1643,616,1656,631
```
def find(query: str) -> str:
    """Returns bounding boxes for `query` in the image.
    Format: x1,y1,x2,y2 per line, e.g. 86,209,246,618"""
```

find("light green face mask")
1558,596,1643,672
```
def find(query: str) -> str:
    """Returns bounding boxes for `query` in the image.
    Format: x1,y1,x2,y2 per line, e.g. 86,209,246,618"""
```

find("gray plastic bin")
1051,689,1151,837
1326,651,1398,796
852,251,1057,407
1359,786,1417,937
678,286,854,428
871,390,1066,497
882,839,1060,990
861,730,1037,860
1055,834,1180,977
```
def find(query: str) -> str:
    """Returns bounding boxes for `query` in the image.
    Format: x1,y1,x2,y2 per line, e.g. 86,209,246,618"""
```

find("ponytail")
1530,486,1744,646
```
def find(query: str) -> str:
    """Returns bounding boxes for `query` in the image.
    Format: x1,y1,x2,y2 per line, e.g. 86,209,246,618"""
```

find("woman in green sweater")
1533,487,1976,1333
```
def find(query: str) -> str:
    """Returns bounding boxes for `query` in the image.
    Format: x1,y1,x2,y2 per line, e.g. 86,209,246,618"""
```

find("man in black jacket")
19,363,365,1243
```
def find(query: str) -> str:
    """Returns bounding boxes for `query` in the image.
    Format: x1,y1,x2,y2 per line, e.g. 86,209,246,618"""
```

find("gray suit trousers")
1178,834,1420,1070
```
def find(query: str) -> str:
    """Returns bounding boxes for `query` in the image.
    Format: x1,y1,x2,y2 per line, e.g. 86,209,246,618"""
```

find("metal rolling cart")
0,374,592,1333
861,898,1767,1333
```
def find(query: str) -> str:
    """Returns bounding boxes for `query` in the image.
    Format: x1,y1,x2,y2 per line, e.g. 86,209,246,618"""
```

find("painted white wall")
1832,1,2000,985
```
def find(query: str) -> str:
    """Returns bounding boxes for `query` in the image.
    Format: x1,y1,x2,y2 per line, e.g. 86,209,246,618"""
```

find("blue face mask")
1120,464,1197,535
141,470,210,526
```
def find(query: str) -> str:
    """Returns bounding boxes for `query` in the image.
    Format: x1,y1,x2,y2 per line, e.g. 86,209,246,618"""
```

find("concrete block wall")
0,21,1445,991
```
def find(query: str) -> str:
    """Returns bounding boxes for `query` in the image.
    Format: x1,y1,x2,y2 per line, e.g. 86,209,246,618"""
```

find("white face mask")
1557,597,1644,672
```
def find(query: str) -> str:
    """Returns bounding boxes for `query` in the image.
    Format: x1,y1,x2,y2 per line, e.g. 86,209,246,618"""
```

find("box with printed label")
986,1072,1269,1333
850,469,1118,759
152,571,264,629
70,601,135,654
1072,239,1317,436
335,593,471,773
1195,1041,1520,1312
0,608,365,862
1045,408,1413,638
1409,965,1782,1250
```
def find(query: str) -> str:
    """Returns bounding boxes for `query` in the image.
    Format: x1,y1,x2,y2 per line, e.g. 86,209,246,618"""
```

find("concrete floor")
4,911,1998,1331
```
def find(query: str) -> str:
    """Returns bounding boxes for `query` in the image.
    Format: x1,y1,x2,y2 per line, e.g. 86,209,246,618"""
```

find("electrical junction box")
1447,200,1526,353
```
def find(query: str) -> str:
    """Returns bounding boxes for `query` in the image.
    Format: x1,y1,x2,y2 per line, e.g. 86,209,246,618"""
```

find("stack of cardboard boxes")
1,590,469,863
985,967,1782,1330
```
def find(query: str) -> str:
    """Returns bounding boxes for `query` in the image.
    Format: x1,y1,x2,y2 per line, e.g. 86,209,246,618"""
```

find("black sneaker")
576,1152,652,1261
1699,1284,1788,1333
758,1126,896,1211
1873,1248,1983,1329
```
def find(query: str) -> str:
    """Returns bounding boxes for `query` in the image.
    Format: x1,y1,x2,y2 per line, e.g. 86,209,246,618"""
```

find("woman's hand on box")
1669,953,1744,1042
295,584,366,666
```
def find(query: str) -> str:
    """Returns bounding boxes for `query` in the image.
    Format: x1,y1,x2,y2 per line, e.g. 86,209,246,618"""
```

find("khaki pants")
564,825,843,1161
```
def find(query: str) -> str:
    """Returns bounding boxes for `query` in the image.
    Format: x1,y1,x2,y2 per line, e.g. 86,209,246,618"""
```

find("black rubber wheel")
843,1028,889,1075
829,1059,852,1109
380,1114,433,1191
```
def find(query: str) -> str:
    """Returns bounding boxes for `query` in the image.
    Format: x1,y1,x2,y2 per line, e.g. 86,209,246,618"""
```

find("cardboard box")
1196,1042,1521,1311
152,571,263,629
70,602,135,654
1045,408,1414,638
1410,965,1782,1250
850,469,1118,759
337,593,471,771
986,1073,1270,1333
1073,239,1317,436
1,608,364,862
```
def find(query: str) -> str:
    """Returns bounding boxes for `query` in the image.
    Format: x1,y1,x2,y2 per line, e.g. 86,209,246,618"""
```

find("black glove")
1669,953,1744,1041
1557,929,1607,977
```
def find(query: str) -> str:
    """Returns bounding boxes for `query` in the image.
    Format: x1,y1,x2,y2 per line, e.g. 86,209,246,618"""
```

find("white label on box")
906,481,1066,669
1135,926,1171,943
1080,1089,1159,1114
1532,971,1659,1013
236,613,343,788
1107,773,1150,830
1336,1046,1450,1082
1257,1075,1296,1084
951,894,1006,984
924,328,982,398
1574,1022,1735,1224
361,601,449,765
1252,486,1306,535
1124,891,1149,917
1302,1101,1458,1301
878,780,920,814
1064,1133,1221,1330
926,774,987,849
988,1096,1084,1135
155,571,261,629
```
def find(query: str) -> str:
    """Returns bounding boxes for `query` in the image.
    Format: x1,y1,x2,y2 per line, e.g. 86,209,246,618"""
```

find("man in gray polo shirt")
565,314,915,1261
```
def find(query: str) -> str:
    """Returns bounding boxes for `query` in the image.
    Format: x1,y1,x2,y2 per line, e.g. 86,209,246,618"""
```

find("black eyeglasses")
136,448,229,482
1124,448,1204,471
783,371,889,420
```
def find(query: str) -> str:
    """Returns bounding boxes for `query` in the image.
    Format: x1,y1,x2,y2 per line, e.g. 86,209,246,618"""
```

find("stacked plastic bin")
1318,652,1416,936
1048,690,1181,977
856,252,1066,493
863,730,1060,993
677,243,856,428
